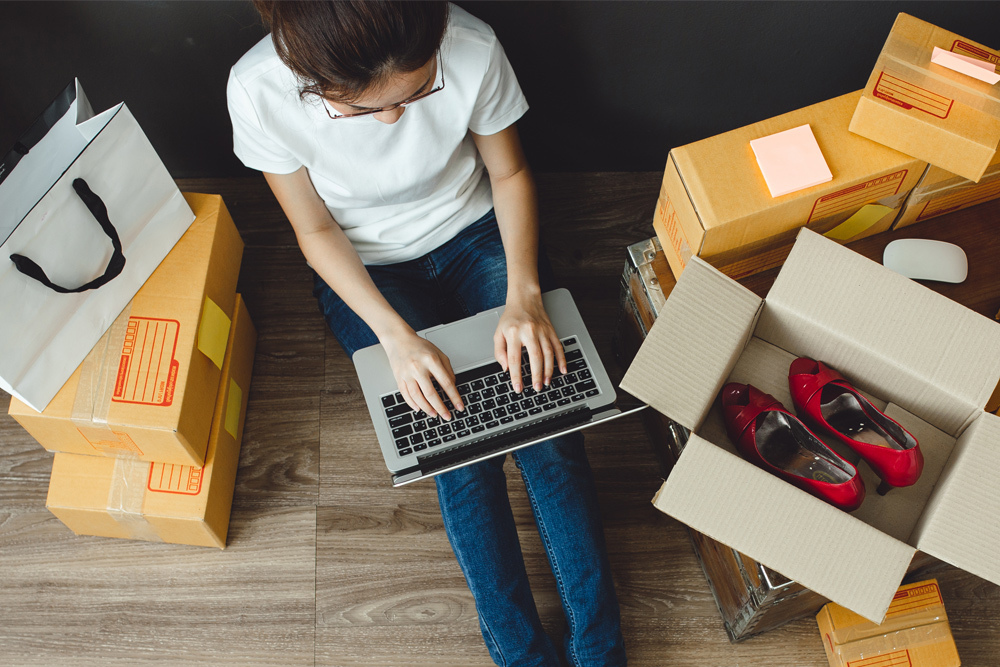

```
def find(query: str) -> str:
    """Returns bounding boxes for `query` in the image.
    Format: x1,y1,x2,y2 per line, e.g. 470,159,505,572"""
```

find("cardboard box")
850,13,1000,183
817,579,960,667
621,228,1000,624
894,153,1000,229
45,294,256,549
8,193,244,466
655,91,926,281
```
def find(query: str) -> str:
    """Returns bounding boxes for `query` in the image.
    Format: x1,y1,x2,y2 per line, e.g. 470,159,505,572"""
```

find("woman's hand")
494,290,568,394
382,330,464,421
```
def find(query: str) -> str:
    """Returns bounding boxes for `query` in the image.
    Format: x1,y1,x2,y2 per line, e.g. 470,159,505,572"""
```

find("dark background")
2,1,998,177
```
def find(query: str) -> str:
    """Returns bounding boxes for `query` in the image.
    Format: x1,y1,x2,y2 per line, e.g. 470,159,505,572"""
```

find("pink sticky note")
749,124,833,198
931,47,1000,85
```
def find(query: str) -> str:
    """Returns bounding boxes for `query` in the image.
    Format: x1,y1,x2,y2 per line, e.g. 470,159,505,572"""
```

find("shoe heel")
876,479,894,496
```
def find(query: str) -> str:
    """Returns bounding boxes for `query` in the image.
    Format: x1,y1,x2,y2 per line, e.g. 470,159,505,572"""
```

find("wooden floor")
2,173,999,666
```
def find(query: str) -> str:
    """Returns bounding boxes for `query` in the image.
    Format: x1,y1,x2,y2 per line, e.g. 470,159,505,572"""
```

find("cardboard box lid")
620,257,762,431
755,230,1000,436
910,412,1000,587
653,435,915,622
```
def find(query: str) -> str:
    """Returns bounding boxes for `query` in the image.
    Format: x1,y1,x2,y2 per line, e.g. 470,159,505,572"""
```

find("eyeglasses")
324,54,444,120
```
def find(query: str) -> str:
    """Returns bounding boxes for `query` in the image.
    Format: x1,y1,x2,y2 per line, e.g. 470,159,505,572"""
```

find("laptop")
353,288,646,486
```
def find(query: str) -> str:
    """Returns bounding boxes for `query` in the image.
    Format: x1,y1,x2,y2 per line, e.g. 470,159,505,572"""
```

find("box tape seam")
107,457,163,542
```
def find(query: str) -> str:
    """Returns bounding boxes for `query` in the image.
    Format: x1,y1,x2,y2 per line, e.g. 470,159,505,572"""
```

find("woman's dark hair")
253,0,448,102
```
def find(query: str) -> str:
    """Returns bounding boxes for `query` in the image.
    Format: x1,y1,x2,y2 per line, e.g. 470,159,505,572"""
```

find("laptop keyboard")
381,337,600,457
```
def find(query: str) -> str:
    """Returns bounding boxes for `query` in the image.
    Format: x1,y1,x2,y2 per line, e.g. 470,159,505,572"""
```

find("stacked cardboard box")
653,13,1000,280
8,193,254,548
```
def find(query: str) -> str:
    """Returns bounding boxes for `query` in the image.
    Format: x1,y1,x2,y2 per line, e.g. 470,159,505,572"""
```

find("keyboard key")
389,414,413,428
563,337,577,345
385,404,411,418
552,377,565,388
399,447,413,456
535,395,549,405
467,391,481,403
568,359,587,372
572,394,586,402
457,383,471,394
472,425,486,433
467,416,480,426
495,395,509,406
427,417,441,427
411,433,425,444
427,438,442,447
481,387,496,399
485,420,499,429
414,444,427,452
484,376,499,386
457,429,471,438
543,403,557,411
514,411,528,420
415,410,427,419
523,386,537,397
382,395,396,408
565,349,583,361
500,416,514,424
425,428,437,438
576,380,597,392
529,407,542,415
493,407,508,418
395,438,409,449
578,369,592,380
443,434,457,442
499,370,510,382
470,403,484,415
413,420,427,431
562,387,576,397
586,389,600,397
557,398,572,406
391,425,413,438
471,379,485,391
439,424,452,435
482,398,497,410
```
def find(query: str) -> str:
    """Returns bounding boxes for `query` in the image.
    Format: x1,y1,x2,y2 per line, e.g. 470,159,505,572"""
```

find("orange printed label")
808,170,907,222
112,317,180,406
951,40,1000,67
848,650,912,667
918,177,1000,221
874,71,953,119
886,582,943,617
147,462,204,496
78,428,144,457
656,195,687,270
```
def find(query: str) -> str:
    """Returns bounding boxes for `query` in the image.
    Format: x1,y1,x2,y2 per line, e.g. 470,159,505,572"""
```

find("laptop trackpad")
423,311,501,369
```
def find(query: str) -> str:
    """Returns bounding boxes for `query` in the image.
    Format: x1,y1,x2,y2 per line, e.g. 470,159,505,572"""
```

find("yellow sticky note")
197,297,231,370
824,204,893,241
225,378,242,439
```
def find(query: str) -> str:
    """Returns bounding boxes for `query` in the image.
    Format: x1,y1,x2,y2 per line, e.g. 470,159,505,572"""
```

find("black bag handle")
9,178,126,293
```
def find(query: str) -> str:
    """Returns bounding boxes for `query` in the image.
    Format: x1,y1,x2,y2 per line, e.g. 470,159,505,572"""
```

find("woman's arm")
472,124,567,394
263,168,463,419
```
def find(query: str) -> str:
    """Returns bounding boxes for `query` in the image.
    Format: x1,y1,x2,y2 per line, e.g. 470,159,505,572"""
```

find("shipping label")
112,317,180,406
147,462,204,496
874,71,953,119
808,170,908,223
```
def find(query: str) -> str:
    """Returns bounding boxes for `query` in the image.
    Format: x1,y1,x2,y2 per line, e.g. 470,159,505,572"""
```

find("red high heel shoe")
788,358,923,494
720,383,865,511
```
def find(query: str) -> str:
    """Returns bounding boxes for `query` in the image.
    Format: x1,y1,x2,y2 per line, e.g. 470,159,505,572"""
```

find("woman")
228,2,626,665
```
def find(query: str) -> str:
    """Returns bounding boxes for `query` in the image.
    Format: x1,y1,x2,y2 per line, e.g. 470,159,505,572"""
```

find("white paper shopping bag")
0,79,195,411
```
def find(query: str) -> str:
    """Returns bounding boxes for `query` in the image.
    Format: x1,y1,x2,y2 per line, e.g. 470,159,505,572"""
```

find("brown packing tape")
106,457,162,542
908,162,1000,205
71,305,133,451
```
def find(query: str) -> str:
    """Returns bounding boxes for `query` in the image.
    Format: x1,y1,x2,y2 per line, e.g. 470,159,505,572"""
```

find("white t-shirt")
227,4,528,265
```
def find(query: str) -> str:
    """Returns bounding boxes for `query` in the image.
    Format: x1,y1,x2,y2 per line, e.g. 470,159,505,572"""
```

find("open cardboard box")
621,228,1000,623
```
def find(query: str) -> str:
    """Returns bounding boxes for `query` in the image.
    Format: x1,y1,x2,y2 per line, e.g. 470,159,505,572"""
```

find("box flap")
654,435,915,622
620,258,761,431
912,412,1000,588
755,229,1000,435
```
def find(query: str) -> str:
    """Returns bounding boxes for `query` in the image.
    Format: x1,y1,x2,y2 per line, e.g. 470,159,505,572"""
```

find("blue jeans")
314,210,626,667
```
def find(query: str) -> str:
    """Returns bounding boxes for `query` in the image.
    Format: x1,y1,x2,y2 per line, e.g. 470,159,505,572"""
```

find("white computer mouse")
882,238,968,283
